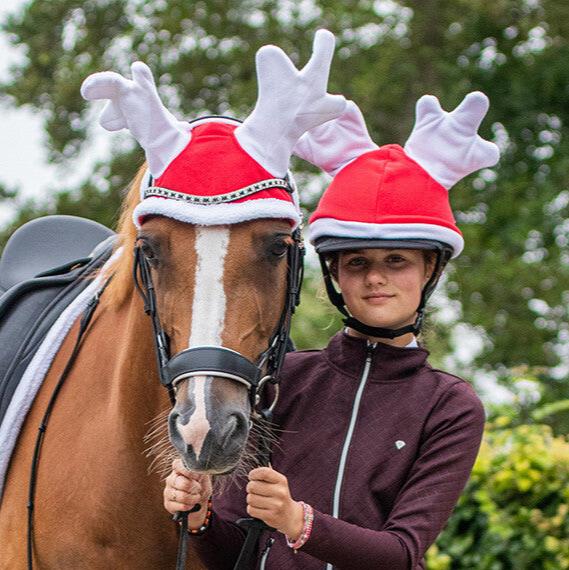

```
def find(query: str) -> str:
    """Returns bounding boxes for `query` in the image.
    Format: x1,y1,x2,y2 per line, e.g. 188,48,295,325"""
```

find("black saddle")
0,215,116,426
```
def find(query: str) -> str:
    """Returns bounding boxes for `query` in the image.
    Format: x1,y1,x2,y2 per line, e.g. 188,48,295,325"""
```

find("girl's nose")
365,264,387,286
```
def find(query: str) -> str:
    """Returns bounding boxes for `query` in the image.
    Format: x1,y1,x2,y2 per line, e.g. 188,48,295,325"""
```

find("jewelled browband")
143,178,293,205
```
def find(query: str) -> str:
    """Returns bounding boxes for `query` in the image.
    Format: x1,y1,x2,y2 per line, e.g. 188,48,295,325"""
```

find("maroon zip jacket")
193,332,485,569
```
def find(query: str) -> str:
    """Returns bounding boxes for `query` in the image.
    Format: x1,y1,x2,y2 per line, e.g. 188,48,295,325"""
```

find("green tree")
3,0,569,408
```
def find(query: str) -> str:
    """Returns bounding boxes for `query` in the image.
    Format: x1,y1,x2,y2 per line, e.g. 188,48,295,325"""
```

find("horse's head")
82,29,345,474
136,216,295,473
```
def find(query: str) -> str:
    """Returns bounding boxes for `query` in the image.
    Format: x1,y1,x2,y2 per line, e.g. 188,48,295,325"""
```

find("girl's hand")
246,467,304,539
164,458,212,529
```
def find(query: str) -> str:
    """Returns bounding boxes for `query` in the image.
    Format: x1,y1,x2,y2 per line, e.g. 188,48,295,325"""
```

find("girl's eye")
386,255,405,264
347,257,367,267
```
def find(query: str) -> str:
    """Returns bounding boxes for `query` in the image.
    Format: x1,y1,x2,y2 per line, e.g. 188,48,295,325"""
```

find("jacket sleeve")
300,381,486,569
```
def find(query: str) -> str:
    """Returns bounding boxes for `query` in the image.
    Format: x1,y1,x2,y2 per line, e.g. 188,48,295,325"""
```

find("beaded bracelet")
285,501,314,552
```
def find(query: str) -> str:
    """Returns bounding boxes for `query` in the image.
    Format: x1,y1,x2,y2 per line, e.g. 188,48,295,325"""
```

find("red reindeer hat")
81,30,347,229
296,94,500,257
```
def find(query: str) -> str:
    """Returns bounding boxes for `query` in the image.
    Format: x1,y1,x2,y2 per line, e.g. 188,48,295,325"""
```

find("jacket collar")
323,331,429,382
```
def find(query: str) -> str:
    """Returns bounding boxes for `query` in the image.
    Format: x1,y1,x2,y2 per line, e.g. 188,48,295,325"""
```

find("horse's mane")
104,166,146,307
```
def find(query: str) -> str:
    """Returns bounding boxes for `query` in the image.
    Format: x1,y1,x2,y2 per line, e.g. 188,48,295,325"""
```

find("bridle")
132,226,303,415
133,224,304,570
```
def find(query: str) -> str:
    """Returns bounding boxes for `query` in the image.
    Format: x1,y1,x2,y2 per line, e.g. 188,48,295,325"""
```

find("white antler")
81,61,191,178
404,91,500,189
293,100,378,177
235,29,347,178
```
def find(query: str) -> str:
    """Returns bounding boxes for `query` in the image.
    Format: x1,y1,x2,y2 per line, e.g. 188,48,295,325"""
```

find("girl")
163,93,500,569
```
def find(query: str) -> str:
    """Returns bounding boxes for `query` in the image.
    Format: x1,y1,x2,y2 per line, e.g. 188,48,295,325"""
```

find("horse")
0,165,297,568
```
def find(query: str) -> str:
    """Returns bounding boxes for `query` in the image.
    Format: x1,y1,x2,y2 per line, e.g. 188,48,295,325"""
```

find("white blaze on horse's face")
176,227,229,461
189,226,229,347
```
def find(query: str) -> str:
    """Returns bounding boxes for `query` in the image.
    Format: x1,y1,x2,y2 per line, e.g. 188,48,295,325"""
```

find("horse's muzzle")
168,402,249,474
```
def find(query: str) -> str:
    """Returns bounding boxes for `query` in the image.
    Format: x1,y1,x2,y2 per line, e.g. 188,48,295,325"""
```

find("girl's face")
336,248,434,341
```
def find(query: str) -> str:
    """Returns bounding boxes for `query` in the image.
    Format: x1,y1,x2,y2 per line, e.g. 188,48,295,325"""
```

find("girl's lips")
363,293,395,304
364,293,394,299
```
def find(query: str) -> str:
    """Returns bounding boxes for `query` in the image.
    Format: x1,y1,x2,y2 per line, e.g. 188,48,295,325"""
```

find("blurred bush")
290,268,343,350
427,420,569,569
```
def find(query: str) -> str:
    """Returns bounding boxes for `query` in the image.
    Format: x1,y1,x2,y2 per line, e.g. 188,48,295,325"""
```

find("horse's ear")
234,29,347,178
81,62,191,178
404,91,500,190
293,100,378,177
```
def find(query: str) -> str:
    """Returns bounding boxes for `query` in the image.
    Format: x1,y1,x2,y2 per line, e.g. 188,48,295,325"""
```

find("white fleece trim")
309,218,464,258
133,197,301,229
0,249,123,498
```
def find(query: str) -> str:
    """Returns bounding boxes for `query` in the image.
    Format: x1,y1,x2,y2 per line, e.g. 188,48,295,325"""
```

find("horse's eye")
270,241,289,259
140,241,158,265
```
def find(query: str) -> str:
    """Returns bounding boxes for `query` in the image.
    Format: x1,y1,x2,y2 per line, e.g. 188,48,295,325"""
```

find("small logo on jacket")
395,440,406,450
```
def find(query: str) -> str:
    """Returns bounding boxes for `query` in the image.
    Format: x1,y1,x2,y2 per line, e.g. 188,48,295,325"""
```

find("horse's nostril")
221,413,247,448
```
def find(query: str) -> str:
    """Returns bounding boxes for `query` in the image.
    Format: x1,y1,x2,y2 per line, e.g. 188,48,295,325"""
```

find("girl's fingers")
199,474,213,494
164,499,199,514
171,460,213,491
246,494,279,510
246,480,276,497
248,467,282,483
165,483,201,502
172,474,201,493
165,473,199,497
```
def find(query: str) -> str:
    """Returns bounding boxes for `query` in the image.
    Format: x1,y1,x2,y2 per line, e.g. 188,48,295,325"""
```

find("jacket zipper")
259,537,275,570
325,342,374,570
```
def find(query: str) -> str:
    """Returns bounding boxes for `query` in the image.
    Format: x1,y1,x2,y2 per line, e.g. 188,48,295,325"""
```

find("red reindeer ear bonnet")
80,30,347,229
296,93,500,257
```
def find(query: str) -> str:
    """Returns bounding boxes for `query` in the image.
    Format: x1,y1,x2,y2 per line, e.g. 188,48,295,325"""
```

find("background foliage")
427,419,569,569
2,1,569,566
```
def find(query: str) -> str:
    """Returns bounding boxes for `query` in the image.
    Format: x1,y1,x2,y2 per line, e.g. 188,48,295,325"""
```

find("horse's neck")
0,289,182,568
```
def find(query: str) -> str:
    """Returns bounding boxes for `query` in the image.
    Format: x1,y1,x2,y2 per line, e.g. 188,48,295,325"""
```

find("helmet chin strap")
343,312,424,340
319,249,450,341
